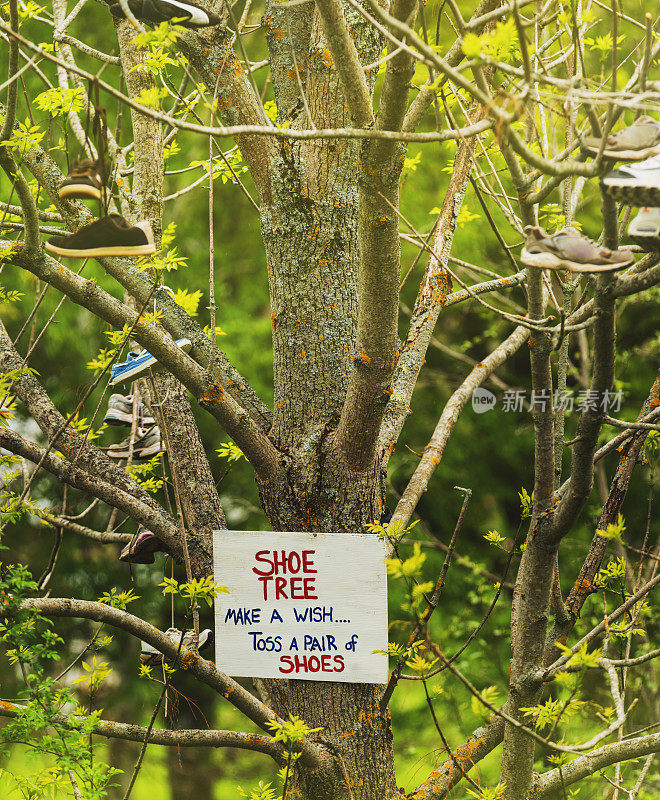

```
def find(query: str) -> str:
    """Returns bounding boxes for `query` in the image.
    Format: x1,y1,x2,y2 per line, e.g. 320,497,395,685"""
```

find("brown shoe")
58,157,105,200
119,526,165,564
521,226,634,273
45,215,156,258
581,116,660,161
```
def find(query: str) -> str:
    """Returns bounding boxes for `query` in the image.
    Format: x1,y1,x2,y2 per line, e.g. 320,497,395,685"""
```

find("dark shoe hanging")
45,214,156,258
109,0,221,28
58,157,105,201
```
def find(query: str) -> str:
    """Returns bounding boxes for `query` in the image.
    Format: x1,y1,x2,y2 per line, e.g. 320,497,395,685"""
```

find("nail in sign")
213,531,389,683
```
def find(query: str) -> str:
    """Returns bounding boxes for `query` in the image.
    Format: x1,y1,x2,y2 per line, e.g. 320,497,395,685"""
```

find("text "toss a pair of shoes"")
110,338,192,385
46,215,156,259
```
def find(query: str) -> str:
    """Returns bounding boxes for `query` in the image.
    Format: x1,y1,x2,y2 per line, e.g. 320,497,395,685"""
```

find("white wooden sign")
213,531,389,683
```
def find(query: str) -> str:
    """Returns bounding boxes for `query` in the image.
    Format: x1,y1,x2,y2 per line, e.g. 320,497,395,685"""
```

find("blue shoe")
110,338,192,385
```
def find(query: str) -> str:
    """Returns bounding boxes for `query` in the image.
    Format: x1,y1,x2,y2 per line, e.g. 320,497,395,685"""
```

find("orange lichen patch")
0,700,17,710
319,48,334,69
301,351,307,358
181,649,198,670
271,312,279,332
216,96,233,113
288,66,306,81
233,57,245,76
203,382,225,403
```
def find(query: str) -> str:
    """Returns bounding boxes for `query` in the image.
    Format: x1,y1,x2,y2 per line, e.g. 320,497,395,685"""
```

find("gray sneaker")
521,226,634,273
582,116,660,161
140,628,213,666
104,394,156,427
105,426,164,459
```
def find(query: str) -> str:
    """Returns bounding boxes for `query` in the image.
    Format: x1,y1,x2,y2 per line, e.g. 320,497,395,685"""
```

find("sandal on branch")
521,226,634,273
581,116,660,161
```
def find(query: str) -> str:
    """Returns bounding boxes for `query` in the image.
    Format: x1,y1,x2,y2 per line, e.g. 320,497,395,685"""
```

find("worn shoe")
140,627,213,666
110,0,221,28
581,116,660,161
119,525,165,564
105,426,164,459
45,215,156,258
628,206,660,251
521,226,634,273
58,157,105,200
109,338,192,385
104,394,156,426
602,155,660,206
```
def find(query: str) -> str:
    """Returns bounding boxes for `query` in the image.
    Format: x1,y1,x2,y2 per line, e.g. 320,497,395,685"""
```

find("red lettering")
257,575,272,601
278,656,294,674
252,550,274,577
279,654,345,674
288,551,301,572
273,550,288,573
302,551,316,573
303,577,318,599
275,576,288,599
290,577,305,599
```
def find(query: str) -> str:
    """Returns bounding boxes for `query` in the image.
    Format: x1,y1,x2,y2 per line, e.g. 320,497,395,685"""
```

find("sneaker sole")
601,181,660,207
45,242,156,258
104,409,156,426
109,358,158,386
106,442,164,459
58,184,102,201
581,143,660,161
629,234,660,251
521,247,634,273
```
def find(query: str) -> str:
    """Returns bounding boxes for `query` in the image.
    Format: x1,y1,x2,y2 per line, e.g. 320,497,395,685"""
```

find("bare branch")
5,248,281,482
393,326,529,526
0,702,285,760
534,733,660,799
15,597,328,772
314,0,373,126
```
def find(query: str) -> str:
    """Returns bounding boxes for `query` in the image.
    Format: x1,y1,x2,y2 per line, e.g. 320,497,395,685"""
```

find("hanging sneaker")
119,525,166,564
109,0,221,28
628,206,660,251
104,394,156,426
521,226,634,273
581,116,660,161
109,338,192,385
602,155,660,206
45,215,156,259
58,157,105,200
105,426,164,459
140,627,213,666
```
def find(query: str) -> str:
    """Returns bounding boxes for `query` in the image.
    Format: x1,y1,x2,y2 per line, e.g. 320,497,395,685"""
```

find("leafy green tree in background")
0,0,659,798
